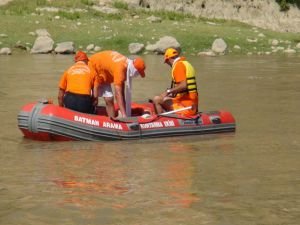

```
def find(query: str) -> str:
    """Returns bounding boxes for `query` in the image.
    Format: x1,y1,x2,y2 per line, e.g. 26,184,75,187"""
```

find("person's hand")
161,91,168,99
161,89,173,99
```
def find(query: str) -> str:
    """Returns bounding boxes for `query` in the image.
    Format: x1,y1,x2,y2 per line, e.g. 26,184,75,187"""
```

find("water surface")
0,54,299,225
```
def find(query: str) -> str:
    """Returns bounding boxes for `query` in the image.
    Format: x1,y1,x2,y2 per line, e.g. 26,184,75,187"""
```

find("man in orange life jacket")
152,48,198,116
58,51,98,114
89,51,146,118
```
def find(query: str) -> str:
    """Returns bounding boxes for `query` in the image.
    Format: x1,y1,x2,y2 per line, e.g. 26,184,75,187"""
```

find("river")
0,54,299,225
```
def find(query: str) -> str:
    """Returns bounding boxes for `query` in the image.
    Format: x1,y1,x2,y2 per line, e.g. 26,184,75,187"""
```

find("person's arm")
165,61,187,96
92,70,100,107
58,72,67,107
166,80,187,96
113,67,127,117
92,86,98,107
114,84,126,117
58,88,65,107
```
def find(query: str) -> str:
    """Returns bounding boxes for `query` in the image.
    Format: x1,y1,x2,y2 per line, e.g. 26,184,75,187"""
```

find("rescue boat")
17,100,235,141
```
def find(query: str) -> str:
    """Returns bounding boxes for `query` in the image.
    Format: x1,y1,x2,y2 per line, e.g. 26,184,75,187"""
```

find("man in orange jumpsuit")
58,51,98,114
152,48,198,116
89,51,146,118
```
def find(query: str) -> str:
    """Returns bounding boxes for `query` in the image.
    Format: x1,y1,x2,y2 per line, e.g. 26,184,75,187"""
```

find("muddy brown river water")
0,54,299,225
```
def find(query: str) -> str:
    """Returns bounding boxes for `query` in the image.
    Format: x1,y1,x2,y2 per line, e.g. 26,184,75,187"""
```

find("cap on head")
133,57,146,77
164,48,179,63
74,51,89,62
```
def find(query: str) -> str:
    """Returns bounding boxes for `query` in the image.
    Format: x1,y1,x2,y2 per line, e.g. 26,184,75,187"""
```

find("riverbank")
0,0,300,56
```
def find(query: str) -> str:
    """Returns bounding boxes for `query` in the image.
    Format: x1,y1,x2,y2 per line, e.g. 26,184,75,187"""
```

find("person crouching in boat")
152,48,198,116
89,51,146,118
58,51,98,114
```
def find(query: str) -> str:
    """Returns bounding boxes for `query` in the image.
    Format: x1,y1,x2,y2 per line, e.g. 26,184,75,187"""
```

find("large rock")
145,36,180,54
0,47,12,55
94,46,102,52
212,38,227,55
146,15,162,23
86,44,95,51
284,48,296,54
54,42,75,54
31,36,54,54
271,39,279,46
128,43,144,54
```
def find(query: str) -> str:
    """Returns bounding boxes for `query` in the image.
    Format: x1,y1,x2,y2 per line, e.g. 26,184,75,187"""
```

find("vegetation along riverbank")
0,0,300,56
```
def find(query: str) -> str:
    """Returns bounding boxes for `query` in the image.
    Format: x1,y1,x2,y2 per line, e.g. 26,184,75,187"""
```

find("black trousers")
64,92,94,114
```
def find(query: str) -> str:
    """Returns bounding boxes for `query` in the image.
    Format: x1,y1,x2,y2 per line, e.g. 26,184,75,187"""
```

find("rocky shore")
1,26,299,56
0,0,300,56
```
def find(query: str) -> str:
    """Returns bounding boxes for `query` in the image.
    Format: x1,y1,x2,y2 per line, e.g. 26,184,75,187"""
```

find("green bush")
276,0,300,11
37,0,47,6
112,1,128,10
141,9,195,21
90,9,122,20
81,0,94,6
58,10,81,20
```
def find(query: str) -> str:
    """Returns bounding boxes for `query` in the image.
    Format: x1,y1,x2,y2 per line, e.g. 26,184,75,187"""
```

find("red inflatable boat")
17,100,235,141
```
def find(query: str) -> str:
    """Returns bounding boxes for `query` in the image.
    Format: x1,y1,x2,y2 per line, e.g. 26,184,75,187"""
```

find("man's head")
133,57,146,78
164,48,179,65
74,51,89,63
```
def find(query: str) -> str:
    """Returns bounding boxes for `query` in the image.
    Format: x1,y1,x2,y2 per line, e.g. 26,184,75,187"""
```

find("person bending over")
89,50,146,118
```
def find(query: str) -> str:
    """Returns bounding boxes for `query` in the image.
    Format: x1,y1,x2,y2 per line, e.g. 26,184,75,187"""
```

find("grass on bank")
0,0,299,56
